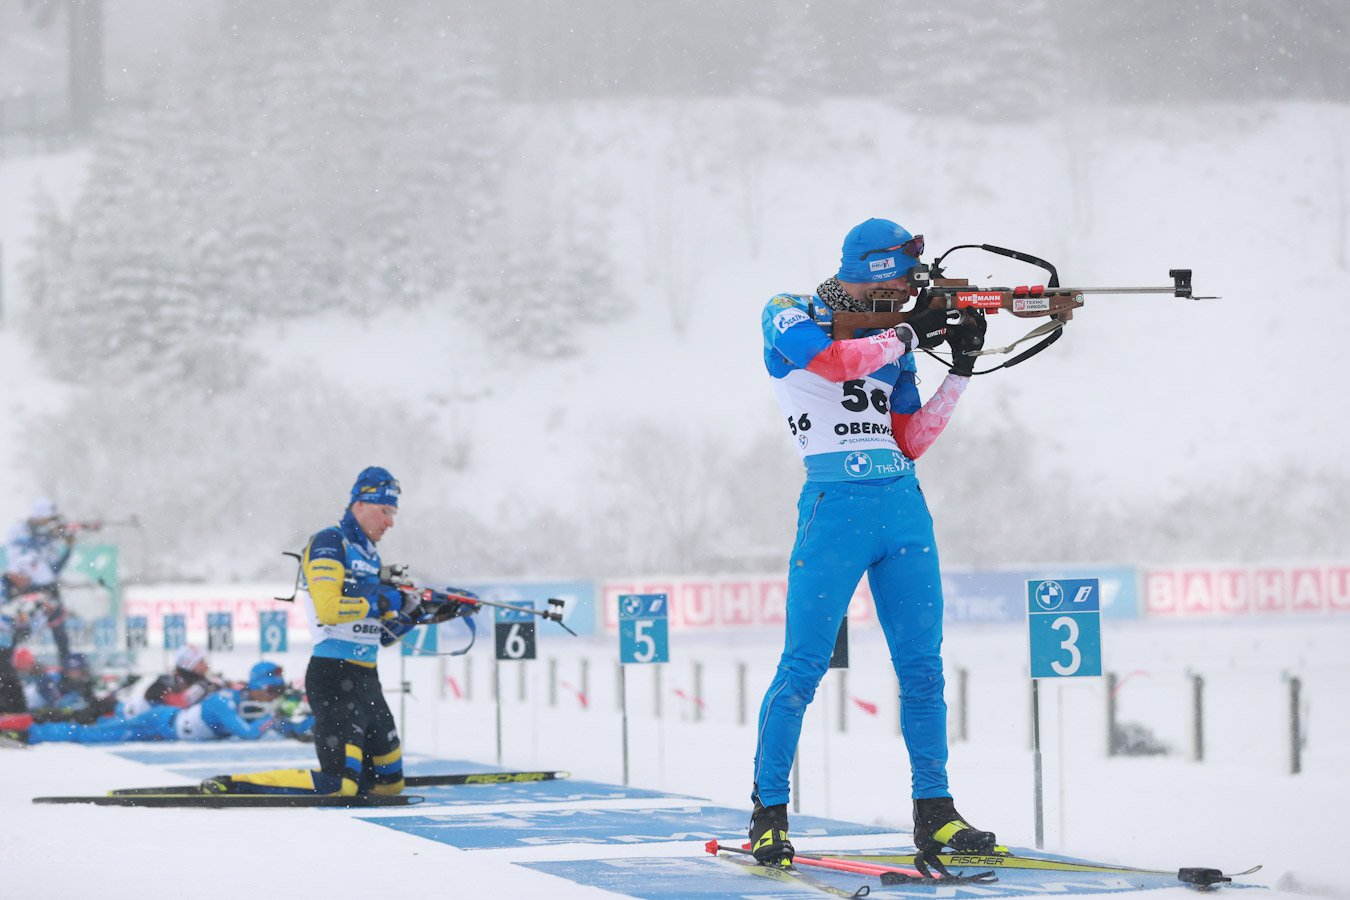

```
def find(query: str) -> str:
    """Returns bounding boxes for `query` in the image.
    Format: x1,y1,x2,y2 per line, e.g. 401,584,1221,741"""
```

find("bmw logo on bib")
844,451,873,477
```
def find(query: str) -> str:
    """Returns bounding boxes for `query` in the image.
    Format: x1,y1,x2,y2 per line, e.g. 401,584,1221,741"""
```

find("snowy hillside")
0,100,1348,580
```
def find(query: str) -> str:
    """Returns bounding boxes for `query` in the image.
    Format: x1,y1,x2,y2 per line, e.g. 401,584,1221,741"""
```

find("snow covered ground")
4,615,1346,899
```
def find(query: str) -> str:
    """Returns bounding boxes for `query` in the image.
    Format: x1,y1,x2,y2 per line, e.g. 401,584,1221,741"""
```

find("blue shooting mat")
361,805,890,850
403,778,698,807
104,748,694,806
108,748,482,767
520,856,826,899
109,742,322,767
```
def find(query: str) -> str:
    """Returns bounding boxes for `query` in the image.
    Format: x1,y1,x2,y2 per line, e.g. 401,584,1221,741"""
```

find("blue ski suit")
753,292,957,805
26,690,282,744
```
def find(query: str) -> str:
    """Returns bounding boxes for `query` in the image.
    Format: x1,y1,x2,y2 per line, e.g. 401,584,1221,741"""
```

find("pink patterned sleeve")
892,374,970,460
805,329,912,383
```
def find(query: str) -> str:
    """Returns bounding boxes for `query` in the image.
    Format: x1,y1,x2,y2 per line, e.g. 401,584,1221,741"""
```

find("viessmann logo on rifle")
955,291,1004,309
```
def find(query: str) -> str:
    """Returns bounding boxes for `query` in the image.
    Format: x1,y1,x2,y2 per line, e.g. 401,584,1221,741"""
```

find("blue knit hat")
350,466,400,508
248,661,285,691
837,218,923,283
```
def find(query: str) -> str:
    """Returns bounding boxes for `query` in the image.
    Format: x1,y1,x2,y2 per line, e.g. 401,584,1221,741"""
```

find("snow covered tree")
18,188,73,315
874,0,1062,121
747,3,834,102
23,0,509,384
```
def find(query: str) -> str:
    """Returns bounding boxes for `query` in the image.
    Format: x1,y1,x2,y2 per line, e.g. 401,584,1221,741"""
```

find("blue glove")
378,611,417,646
365,584,407,620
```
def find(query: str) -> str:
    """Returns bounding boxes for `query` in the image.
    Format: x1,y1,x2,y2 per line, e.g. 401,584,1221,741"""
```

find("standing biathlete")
750,218,996,866
5,499,76,668
207,467,468,796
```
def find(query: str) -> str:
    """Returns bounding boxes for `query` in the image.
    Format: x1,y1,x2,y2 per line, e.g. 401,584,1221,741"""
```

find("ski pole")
704,840,924,879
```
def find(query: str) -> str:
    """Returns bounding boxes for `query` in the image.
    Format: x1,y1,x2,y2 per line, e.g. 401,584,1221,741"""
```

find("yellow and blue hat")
350,466,400,508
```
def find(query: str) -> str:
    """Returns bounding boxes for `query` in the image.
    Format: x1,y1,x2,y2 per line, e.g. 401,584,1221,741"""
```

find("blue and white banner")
944,567,1139,625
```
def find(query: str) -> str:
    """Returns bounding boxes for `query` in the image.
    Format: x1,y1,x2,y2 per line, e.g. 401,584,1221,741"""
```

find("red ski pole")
704,840,925,879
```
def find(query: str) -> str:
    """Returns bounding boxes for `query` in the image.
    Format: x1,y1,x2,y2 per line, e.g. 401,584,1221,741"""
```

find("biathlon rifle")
829,243,1218,374
42,514,142,539
270,554,576,636
381,565,577,636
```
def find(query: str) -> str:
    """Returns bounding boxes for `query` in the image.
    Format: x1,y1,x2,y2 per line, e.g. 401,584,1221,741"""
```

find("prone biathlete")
3,661,294,744
749,218,997,867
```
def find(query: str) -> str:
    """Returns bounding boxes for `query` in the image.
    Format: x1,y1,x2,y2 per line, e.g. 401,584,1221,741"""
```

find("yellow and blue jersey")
299,510,387,665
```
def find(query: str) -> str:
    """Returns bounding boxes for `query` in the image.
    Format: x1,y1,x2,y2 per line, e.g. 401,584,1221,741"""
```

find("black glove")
898,301,949,350
419,598,472,623
946,311,988,377
369,584,407,616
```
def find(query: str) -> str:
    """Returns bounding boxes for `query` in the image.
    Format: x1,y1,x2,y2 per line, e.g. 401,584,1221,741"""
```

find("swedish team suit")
753,292,967,806
220,509,405,796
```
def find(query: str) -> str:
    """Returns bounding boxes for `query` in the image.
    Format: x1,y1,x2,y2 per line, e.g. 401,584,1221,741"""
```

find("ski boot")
199,776,236,794
912,796,997,858
0,728,30,748
749,796,794,867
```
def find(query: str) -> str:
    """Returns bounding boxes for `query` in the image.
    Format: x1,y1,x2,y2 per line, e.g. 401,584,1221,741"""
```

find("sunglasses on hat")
859,234,924,262
359,478,401,496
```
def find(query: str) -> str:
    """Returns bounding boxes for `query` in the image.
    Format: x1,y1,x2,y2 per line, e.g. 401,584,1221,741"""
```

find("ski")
33,793,424,808
836,852,1261,887
108,769,570,796
406,769,570,787
712,851,870,898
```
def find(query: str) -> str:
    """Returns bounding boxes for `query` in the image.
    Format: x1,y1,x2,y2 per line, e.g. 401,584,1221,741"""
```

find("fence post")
616,661,624,712
956,667,968,742
548,657,557,707
837,668,847,733
1190,672,1204,762
736,661,747,726
1105,671,1118,756
579,657,589,711
464,655,473,701
654,663,663,720
1289,675,1303,775
693,661,704,722
791,752,801,814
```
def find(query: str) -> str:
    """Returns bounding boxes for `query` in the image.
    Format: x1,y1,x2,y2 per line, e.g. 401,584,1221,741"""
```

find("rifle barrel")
1058,286,1186,295
934,285,1184,296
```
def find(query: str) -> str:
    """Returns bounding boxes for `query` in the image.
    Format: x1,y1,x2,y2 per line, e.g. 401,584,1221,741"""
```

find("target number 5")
631,620,657,663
